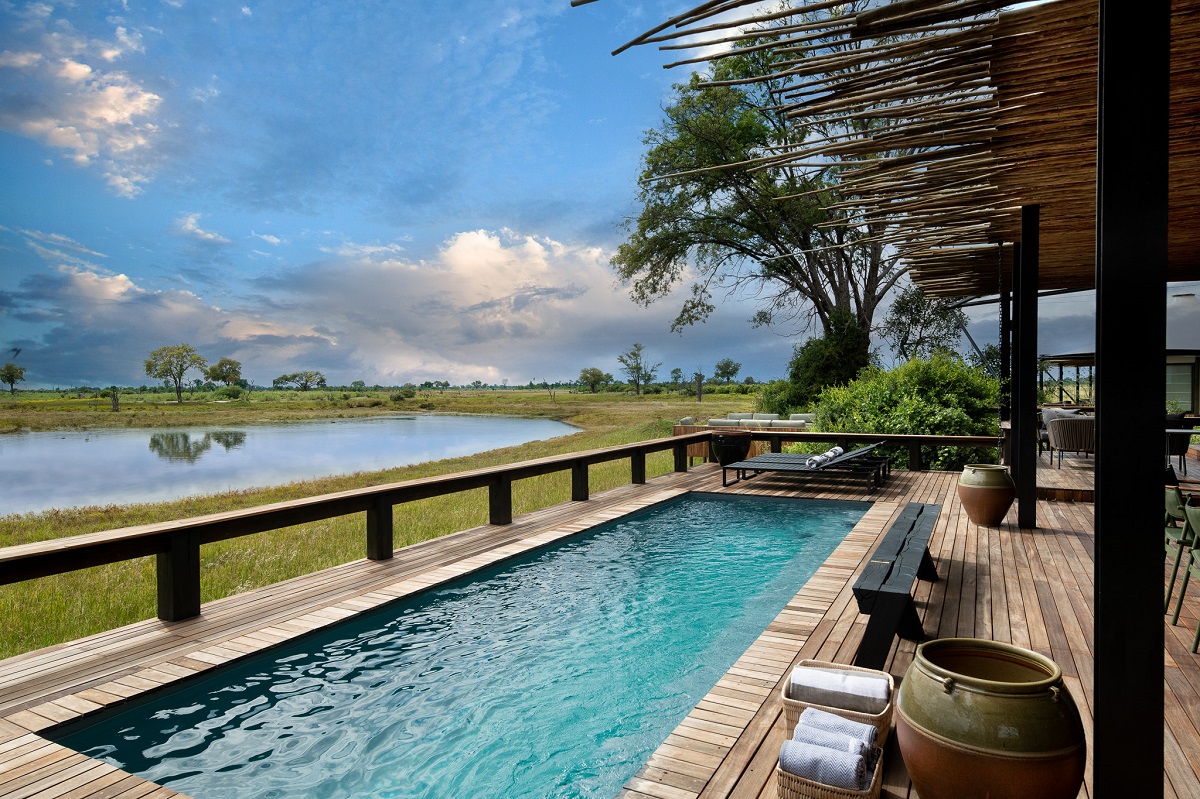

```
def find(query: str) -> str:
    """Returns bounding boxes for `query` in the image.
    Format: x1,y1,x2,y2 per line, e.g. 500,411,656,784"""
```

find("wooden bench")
851,502,941,668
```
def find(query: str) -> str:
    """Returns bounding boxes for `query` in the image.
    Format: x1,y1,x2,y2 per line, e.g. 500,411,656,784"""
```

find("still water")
0,415,577,516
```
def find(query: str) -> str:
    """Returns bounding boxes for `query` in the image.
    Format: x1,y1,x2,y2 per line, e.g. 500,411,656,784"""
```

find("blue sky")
1,1,1195,390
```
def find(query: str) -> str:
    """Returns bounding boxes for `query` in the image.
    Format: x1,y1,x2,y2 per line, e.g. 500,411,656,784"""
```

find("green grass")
0,392,751,658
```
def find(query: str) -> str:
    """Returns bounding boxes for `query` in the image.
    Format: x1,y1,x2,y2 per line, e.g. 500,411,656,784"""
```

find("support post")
571,460,589,501
1000,290,1011,421
1010,243,1023,489
908,443,921,472
1015,208,1038,530
366,498,393,561
1093,0,1167,792
674,441,689,473
631,450,646,485
157,531,201,621
489,475,513,525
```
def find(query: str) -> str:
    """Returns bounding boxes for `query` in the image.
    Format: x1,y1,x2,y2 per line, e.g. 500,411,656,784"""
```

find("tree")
611,34,903,362
785,311,871,409
670,367,685,390
0,362,26,395
205,357,242,386
145,344,208,402
617,343,661,395
273,371,327,391
578,367,613,394
351,380,367,391
879,285,968,361
714,358,742,384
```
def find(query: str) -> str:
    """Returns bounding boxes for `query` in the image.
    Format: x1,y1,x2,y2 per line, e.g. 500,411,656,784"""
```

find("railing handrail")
0,428,998,623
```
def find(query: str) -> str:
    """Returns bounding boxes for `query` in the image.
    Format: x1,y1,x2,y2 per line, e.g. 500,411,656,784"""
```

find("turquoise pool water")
54,493,867,799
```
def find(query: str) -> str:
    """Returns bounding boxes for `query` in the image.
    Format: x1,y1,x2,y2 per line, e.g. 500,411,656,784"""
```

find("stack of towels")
778,665,893,792
779,707,878,791
805,446,844,468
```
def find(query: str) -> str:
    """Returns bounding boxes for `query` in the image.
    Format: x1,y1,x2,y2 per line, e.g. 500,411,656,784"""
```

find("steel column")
1016,206,1038,530
1093,0,1167,792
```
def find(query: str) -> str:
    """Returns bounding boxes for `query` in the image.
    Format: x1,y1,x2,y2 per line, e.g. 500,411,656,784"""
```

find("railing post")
673,440,690,473
366,498,393,561
631,449,646,484
157,531,201,621
489,474,513,525
909,442,922,471
572,459,589,501
769,434,783,453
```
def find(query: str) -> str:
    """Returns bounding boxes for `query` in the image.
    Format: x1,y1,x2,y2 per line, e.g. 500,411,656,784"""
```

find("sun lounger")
722,443,889,494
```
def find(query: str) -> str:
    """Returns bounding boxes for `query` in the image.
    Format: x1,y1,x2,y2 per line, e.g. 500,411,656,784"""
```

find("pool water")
54,493,867,799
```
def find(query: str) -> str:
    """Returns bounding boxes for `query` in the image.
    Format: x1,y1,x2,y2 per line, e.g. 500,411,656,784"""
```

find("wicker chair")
1045,416,1095,468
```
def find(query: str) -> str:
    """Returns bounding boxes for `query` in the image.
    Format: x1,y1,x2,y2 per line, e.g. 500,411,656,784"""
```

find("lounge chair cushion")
728,413,754,420
708,418,740,426
753,413,780,420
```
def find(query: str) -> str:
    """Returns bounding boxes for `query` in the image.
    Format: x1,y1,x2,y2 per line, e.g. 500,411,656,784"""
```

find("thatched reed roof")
581,0,1200,297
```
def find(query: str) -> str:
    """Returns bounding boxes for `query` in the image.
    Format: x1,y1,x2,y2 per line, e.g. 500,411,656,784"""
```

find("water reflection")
148,431,247,463
3,415,577,515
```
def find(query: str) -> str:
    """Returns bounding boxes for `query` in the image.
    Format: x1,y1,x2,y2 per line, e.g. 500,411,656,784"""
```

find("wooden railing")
673,426,1000,471
0,428,999,625
0,432,710,622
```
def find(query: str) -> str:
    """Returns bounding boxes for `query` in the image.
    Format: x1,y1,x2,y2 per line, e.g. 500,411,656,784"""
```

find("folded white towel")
790,665,891,715
792,722,872,759
798,707,878,747
778,739,866,790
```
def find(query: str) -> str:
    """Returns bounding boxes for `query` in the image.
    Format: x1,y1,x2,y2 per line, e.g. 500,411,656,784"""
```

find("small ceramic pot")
896,638,1086,799
709,431,752,466
957,464,1016,526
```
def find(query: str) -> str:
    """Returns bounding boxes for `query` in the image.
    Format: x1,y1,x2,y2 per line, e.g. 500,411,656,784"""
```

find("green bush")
814,354,1000,470
755,380,795,415
215,386,244,400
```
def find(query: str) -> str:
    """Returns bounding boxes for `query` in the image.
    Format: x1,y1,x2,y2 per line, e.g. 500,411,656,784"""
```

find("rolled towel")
805,447,845,468
778,739,866,791
792,722,871,759
789,665,891,715
798,707,878,747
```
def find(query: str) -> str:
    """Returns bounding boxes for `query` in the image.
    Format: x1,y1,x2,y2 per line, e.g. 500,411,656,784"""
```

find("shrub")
755,380,795,415
215,386,244,400
814,353,1000,470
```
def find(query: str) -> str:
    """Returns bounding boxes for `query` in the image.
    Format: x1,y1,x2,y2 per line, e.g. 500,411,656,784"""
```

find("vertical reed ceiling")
580,0,1200,297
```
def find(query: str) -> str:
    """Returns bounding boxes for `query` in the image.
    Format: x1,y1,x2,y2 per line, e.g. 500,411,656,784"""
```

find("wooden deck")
0,462,1195,798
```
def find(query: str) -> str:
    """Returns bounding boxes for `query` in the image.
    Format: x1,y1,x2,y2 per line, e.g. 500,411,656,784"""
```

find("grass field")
0,390,753,658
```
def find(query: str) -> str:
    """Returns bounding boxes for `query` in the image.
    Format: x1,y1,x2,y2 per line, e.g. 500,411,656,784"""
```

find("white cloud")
176,213,231,244
0,50,43,68
253,232,283,246
0,10,161,196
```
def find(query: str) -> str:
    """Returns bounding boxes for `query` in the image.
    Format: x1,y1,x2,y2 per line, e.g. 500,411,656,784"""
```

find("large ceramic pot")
896,638,1086,799
709,430,752,466
957,464,1016,526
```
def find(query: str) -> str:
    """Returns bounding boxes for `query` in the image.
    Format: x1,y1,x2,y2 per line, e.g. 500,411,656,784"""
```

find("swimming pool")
53,493,867,799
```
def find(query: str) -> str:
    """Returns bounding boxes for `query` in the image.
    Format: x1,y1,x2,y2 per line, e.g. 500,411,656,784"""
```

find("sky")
1,1,1197,390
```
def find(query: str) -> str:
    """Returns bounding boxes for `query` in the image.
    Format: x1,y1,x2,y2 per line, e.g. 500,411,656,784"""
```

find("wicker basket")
775,747,883,799
781,660,895,745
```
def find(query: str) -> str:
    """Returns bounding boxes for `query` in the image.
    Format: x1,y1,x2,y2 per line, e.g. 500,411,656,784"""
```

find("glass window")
1167,363,1193,412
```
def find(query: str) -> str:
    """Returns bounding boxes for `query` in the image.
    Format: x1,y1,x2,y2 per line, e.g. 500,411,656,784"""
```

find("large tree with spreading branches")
612,29,905,364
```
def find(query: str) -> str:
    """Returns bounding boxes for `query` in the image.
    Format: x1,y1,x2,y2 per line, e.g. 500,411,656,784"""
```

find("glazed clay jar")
957,464,1016,526
896,638,1086,799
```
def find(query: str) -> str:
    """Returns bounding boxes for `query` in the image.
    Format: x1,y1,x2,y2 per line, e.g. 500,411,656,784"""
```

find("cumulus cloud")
6,224,794,388
0,6,161,196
